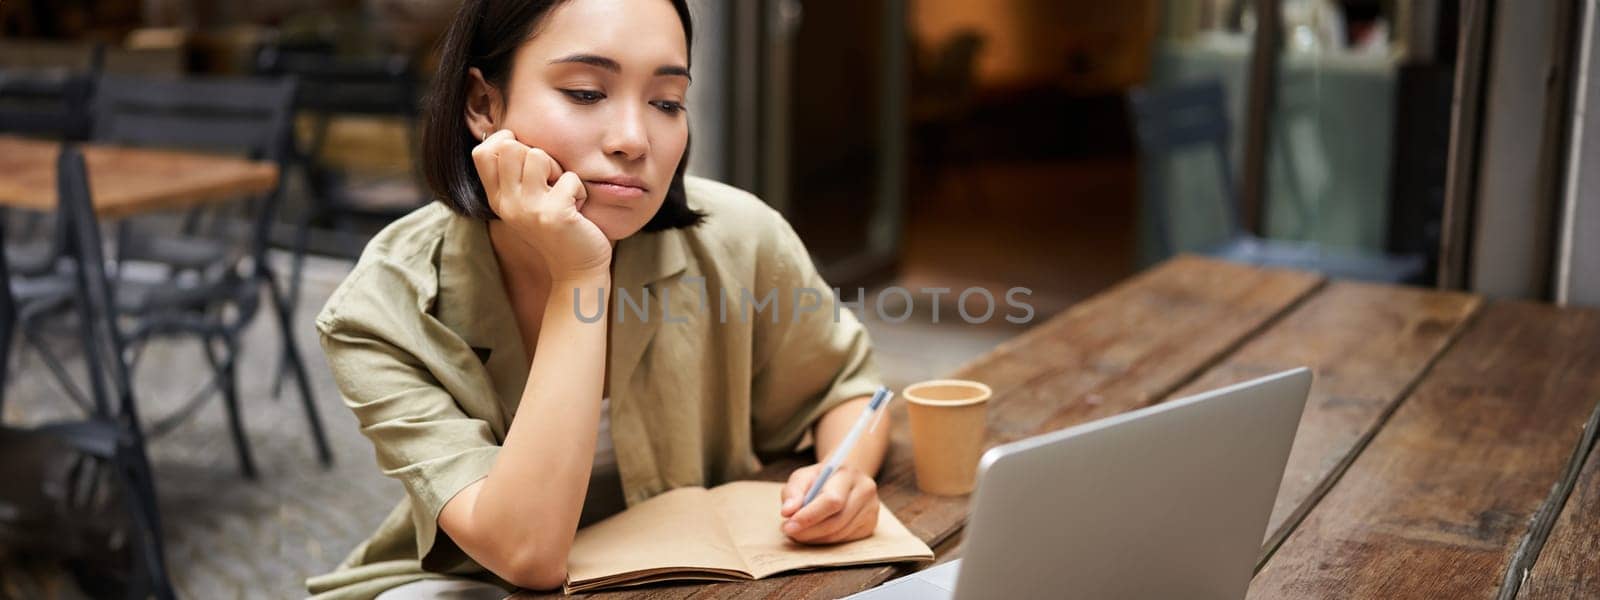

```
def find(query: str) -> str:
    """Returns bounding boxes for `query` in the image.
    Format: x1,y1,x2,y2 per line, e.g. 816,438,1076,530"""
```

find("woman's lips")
587,181,647,199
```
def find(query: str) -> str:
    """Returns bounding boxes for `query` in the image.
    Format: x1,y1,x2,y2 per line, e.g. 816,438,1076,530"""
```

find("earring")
481,130,489,142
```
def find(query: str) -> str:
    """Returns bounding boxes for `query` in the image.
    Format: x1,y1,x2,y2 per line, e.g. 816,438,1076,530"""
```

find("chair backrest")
0,44,102,141
0,40,103,140
56,144,138,423
92,74,297,163
92,75,298,264
1127,79,1245,253
255,45,418,118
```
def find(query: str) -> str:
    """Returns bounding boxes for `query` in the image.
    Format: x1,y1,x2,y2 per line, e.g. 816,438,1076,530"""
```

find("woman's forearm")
439,274,611,589
813,395,889,476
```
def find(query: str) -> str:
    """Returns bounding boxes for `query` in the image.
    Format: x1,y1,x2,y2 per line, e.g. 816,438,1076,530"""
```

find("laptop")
849,368,1312,600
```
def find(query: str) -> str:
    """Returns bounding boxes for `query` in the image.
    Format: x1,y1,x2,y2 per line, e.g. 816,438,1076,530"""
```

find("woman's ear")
464,66,503,140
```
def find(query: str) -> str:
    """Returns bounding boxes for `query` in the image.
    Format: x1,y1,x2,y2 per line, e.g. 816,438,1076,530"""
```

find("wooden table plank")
1515,357,1600,598
1249,302,1600,599
512,256,1325,598
1516,448,1600,598
1165,281,1481,560
0,136,278,218
1519,444,1600,598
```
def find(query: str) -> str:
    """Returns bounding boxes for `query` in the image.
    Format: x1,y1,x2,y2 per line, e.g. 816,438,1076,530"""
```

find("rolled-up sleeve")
318,315,499,574
748,213,884,459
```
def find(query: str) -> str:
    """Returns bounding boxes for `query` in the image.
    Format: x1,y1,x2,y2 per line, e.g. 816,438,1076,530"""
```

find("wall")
1469,0,1562,298
685,0,729,181
1559,0,1600,307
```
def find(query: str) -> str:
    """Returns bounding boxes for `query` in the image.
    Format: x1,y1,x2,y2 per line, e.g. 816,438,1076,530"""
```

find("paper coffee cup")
904,379,992,496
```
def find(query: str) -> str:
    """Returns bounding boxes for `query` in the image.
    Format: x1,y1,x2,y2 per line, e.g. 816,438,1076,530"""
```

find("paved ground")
1,249,1039,599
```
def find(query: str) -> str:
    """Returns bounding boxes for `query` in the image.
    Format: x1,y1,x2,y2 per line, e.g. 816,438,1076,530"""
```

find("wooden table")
514,256,1600,599
0,135,279,217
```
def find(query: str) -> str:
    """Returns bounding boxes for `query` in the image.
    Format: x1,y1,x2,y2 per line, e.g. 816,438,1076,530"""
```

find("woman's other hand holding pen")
779,463,880,544
777,389,892,545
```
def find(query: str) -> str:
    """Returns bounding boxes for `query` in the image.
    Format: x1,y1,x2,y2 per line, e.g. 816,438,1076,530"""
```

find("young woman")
305,0,887,598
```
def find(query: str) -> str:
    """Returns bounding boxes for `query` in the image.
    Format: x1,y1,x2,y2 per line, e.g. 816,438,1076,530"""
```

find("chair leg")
265,270,332,467
114,440,174,600
24,323,95,414
271,210,316,399
206,334,257,479
0,305,13,415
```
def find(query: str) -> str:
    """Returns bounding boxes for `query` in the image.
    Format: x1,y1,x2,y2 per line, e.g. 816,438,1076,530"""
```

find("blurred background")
1,0,1597,597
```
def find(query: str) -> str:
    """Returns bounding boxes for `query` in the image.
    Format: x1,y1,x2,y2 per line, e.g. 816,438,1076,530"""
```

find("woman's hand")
471,129,612,282
778,463,880,544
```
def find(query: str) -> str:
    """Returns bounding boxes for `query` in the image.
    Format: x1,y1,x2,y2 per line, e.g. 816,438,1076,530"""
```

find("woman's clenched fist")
471,129,612,282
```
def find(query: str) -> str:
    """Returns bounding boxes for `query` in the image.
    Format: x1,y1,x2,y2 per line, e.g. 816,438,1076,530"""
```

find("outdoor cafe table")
0,134,278,217
514,255,1600,599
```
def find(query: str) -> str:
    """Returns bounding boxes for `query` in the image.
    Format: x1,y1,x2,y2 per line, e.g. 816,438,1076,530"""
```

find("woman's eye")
652,100,685,114
561,89,605,104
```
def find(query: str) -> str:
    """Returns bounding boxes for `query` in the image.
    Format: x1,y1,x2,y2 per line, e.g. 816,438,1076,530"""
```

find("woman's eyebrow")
655,65,692,80
549,53,691,81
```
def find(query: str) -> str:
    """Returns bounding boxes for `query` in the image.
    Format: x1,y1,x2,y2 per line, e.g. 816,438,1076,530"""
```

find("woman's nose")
603,105,649,160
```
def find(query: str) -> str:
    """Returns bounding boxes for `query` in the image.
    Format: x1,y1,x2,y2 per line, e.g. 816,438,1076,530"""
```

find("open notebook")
563,480,934,594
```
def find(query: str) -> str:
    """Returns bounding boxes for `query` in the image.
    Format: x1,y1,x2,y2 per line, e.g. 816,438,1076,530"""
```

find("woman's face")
472,0,690,241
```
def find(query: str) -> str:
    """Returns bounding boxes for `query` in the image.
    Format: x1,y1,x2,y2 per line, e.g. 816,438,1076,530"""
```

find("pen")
800,386,893,508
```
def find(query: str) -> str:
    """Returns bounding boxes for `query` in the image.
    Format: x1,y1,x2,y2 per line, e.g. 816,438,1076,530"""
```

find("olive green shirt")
305,176,883,599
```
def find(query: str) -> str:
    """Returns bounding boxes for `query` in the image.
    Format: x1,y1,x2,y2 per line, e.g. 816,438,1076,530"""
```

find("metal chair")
1128,79,1425,283
254,44,429,397
0,145,174,599
0,52,104,406
35,74,334,478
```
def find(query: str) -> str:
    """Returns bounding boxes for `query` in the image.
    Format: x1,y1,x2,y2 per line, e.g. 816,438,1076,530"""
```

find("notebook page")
710,481,934,579
566,486,749,586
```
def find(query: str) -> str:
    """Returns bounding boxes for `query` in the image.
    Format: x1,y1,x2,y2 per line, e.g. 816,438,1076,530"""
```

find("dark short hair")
421,0,704,231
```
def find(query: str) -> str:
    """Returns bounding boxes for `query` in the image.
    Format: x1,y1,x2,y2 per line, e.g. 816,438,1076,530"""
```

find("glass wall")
1141,0,1260,261
1264,0,1401,251
1141,0,1453,282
